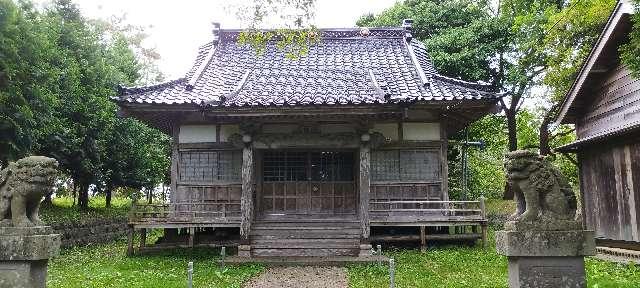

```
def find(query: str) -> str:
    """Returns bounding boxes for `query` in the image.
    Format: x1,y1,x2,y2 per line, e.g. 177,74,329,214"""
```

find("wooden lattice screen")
178,150,242,183
371,149,440,182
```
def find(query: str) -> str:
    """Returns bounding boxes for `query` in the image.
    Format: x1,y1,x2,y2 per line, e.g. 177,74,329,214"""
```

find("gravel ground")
243,266,349,288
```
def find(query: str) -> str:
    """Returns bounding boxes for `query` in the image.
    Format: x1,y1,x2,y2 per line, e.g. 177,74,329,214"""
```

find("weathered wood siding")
577,65,640,138
579,138,640,242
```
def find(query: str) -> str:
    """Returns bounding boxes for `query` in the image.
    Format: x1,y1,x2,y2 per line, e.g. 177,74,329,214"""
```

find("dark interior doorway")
258,150,357,219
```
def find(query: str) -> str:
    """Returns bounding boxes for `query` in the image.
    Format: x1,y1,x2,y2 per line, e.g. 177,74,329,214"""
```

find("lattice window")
263,151,354,182
371,149,440,182
179,150,241,183
310,152,354,181
371,150,400,181
263,151,307,182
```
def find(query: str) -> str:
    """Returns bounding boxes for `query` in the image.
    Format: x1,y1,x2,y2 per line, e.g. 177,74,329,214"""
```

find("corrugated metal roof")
115,27,500,108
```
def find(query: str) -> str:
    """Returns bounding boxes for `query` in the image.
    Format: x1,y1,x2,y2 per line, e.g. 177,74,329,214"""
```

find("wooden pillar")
420,226,427,252
440,119,449,201
359,135,371,240
188,227,195,248
170,123,179,204
126,226,135,256
481,225,488,248
240,136,254,240
140,228,147,249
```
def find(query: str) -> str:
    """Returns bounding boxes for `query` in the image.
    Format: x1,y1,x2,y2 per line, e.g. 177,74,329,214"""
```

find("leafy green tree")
621,0,640,76
0,0,170,208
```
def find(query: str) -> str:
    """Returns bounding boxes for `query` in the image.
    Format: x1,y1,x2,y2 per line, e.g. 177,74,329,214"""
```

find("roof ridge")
117,78,186,96
431,74,496,92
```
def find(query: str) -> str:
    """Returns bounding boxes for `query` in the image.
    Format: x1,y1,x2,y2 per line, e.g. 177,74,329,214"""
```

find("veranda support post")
359,135,371,240
240,135,254,241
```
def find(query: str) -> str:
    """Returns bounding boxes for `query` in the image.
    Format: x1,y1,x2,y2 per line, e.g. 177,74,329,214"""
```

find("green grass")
48,236,264,288
484,199,515,216
347,231,640,288
40,196,131,225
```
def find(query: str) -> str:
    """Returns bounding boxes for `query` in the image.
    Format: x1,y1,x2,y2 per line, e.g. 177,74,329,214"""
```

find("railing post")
479,196,486,219
479,196,487,248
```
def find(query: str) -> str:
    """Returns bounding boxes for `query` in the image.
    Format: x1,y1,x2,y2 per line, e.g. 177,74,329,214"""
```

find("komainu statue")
504,150,578,230
0,156,58,227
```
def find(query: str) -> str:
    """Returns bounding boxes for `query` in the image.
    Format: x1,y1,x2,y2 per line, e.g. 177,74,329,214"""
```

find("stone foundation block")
359,244,372,257
238,245,251,258
496,229,595,288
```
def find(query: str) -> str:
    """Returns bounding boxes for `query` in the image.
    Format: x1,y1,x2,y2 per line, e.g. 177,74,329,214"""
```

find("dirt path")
243,266,349,288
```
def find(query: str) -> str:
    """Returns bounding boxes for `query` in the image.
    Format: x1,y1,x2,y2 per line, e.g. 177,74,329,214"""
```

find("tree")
535,0,615,155
621,0,640,76
0,0,171,208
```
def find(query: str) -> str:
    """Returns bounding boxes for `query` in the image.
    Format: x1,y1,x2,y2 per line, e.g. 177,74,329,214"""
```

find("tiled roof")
115,26,500,108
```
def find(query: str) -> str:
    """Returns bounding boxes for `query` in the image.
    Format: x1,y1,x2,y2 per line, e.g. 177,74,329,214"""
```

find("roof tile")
116,27,500,107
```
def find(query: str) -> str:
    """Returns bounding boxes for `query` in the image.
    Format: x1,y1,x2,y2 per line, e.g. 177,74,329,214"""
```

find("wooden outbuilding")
114,20,500,258
555,0,640,250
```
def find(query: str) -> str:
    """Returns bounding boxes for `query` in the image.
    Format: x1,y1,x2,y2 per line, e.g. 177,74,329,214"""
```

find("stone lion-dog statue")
505,150,578,230
0,156,58,227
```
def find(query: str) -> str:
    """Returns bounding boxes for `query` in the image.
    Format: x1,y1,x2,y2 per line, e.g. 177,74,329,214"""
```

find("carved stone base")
496,229,595,288
238,245,251,258
507,256,586,288
496,230,595,257
504,219,582,232
0,226,60,288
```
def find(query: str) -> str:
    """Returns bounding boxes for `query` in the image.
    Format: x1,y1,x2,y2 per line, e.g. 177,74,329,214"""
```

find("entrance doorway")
258,150,357,219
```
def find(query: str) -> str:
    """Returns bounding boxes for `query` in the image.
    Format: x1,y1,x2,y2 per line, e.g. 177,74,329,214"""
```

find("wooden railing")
369,198,487,221
129,202,241,224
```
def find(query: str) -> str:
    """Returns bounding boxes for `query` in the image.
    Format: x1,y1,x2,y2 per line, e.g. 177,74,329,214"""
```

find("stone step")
251,248,360,257
251,239,360,249
251,233,359,240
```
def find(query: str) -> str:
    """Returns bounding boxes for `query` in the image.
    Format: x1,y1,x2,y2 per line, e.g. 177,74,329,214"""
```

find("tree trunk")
506,109,518,152
72,183,77,207
539,104,559,156
43,193,53,205
147,189,153,204
503,108,518,200
106,188,112,208
78,183,89,209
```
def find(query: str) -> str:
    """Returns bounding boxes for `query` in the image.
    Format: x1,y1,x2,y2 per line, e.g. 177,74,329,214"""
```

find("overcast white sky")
51,0,399,79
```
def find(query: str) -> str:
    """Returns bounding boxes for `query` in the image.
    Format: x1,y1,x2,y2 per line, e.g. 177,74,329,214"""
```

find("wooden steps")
250,221,361,257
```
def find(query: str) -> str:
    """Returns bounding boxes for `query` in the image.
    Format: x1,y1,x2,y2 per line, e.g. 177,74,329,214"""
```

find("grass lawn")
47,236,264,288
347,232,640,288
40,196,131,225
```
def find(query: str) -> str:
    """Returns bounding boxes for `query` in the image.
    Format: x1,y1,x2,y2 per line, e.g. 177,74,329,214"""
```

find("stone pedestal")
238,244,251,258
0,226,61,288
496,229,595,288
359,243,373,257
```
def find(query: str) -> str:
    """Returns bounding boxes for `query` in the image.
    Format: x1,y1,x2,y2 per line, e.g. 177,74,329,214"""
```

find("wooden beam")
359,139,371,240
240,142,255,240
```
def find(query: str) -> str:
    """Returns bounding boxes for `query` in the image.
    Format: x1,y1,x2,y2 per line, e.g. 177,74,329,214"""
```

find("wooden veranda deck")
126,198,487,255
